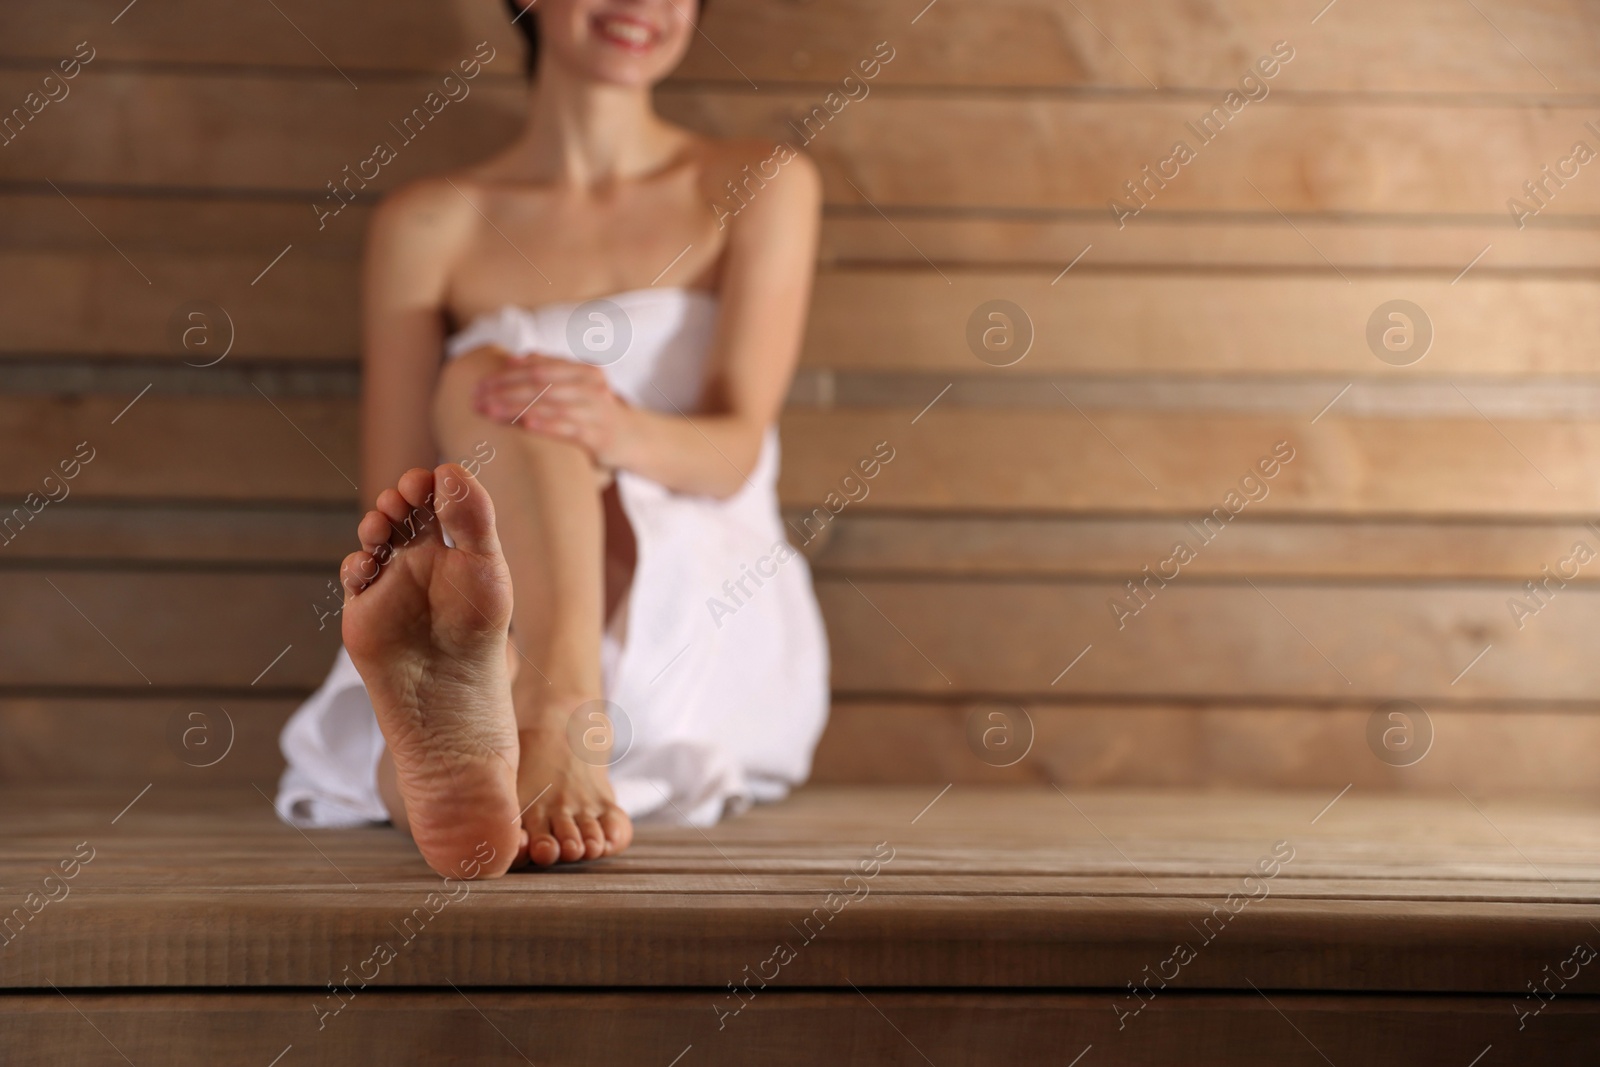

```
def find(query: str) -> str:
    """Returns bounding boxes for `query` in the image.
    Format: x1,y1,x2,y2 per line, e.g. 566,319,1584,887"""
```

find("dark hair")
504,0,704,77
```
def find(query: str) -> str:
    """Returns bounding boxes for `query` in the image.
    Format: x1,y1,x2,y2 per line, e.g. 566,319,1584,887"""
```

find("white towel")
276,288,830,829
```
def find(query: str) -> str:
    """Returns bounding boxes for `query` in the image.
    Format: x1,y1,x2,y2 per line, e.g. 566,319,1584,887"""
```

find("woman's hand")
472,354,636,467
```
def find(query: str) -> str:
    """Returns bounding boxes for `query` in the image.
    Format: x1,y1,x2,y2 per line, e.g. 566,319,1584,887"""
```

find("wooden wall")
2,0,1598,793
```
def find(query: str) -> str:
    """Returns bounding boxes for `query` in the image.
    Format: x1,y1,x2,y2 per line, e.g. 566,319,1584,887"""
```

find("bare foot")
340,463,523,879
515,700,634,866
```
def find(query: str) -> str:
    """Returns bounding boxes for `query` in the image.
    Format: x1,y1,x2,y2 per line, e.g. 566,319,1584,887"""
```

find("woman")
274,0,829,879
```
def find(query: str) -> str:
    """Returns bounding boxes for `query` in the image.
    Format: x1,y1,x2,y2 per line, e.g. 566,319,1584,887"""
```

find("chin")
549,2,696,88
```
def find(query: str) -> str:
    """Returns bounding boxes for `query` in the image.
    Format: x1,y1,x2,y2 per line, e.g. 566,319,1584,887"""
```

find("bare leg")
428,348,634,865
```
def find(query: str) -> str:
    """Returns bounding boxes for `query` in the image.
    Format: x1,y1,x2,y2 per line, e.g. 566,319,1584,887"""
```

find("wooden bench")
4,0,1600,1060
6,785,1600,1062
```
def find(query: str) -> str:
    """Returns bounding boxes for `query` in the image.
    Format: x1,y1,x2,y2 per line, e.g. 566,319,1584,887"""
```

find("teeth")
600,17,652,45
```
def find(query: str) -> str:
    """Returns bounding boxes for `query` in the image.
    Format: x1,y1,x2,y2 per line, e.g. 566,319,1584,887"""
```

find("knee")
432,347,513,445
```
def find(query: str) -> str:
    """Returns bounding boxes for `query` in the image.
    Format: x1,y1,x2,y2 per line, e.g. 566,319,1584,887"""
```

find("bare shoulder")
369,176,479,256
365,176,481,299
696,135,821,238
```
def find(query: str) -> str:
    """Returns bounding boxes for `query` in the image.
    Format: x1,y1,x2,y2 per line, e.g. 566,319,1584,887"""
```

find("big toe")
433,462,501,555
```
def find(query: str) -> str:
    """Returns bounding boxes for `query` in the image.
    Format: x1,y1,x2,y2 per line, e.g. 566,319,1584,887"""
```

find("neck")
513,64,678,186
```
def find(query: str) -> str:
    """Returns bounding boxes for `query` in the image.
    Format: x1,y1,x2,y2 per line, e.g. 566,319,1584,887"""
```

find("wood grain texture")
8,566,1600,700
811,700,1600,794
778,409,1600,517
0,698,292,786
11,237,1599,379
0,569,342,691
3,0,1596,93
803,514,1600,581
2,786,1599,994
9,192,1595,273
6,695,1600,799
12,397,1600,517
816,577,1600,700
4,989,1598,1066
13,505,1599,584
6,72,1596,218
802,271,1600,376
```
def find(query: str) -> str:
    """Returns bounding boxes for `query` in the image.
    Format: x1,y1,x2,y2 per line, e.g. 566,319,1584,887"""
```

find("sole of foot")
340,463,525,879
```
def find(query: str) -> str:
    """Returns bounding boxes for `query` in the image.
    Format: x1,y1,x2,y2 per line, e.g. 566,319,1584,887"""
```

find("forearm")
611,407,768,499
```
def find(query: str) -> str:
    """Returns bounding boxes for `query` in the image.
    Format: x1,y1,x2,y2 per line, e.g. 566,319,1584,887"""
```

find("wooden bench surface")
6,784,1598,990
5,784,1600,1062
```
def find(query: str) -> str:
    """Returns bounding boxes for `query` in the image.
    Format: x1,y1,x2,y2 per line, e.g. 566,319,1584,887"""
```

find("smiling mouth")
592,14,659,52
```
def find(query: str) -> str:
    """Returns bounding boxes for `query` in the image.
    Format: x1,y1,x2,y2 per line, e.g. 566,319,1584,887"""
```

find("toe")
375,487,412,526
340,549,378,593
527,831,562,867
357,509,393,553
576,813,606,860
551,812,586,862
433,463,501,556
396,467,437,511
599,807,634,856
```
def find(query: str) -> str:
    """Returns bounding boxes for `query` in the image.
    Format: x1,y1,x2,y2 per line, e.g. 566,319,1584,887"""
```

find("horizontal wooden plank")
7,694,1600,797
8,224,1598,375
13,505,1600,585
1,393,357,504
9,192,1597,272
5,989,1598,1066
12,398,1600,517
0,503,354,564
0,569,343,690
4,0,1597,94
0,698,292,785
780,408,1600,517
812,701,1600,794
802,271,1600,376
6,72,1597,217
817,212,1600,271
13,248,1600,378
805,515,1600,581
9,566,1600,701
4,785,1599,991
672,94,1600,216
818,578,1600,700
